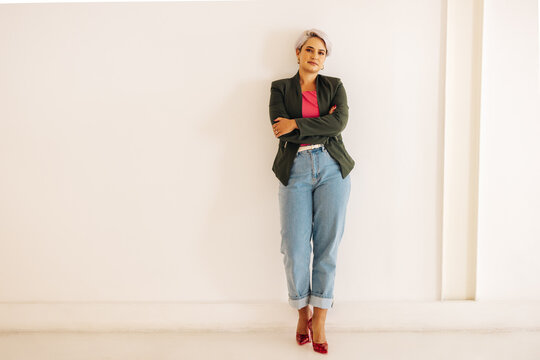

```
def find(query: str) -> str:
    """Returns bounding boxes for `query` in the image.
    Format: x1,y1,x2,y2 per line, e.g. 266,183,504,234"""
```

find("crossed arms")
268,80,349,144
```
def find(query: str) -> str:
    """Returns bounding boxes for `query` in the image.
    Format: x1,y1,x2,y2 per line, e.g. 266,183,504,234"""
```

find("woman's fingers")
273,122,280,138
273,118,295,138
329,105,337,114
272,117,287,137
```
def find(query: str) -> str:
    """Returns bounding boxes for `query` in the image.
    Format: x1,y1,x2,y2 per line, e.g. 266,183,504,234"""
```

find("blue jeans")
278,146,351,309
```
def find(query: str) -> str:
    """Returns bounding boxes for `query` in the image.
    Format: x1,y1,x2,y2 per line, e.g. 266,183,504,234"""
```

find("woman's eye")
319,52,325,55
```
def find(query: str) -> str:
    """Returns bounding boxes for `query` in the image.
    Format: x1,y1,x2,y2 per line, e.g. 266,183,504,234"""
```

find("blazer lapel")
288,70,302,118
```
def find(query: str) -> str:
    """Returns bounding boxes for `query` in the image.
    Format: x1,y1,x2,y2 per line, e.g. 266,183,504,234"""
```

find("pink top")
300,90,320,146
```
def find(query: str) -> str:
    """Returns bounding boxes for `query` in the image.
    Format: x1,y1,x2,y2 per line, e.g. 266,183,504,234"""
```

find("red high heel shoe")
312,340,328,354
309,321,328,354
296,317,312,345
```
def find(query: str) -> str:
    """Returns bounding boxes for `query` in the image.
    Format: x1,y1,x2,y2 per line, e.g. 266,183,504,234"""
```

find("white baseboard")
1,300,539,332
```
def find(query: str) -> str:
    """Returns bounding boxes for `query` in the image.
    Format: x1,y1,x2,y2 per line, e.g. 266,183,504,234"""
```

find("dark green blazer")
269,70,355,186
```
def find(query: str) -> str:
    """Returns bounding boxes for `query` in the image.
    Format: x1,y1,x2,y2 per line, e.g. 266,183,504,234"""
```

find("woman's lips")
308,61,317,66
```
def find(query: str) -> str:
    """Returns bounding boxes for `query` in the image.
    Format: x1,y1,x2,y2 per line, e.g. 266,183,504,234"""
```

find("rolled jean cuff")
309,295,334,309
288,295,310,309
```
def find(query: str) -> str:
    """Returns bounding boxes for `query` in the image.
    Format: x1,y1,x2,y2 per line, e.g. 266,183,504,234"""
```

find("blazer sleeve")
269,81,330,144
294,79,349,137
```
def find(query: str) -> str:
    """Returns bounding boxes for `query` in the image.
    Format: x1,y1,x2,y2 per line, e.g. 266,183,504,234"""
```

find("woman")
268,29,355,354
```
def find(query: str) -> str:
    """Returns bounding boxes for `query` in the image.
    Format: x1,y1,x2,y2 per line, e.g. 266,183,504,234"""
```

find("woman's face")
296,36,327,73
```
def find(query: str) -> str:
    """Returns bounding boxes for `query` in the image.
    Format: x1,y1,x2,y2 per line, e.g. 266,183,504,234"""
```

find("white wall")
0,0,445,304
477,0,540,300
0,0,539,323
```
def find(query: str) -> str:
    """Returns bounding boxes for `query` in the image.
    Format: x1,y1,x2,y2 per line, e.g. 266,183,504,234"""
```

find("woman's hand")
329,105,337,114
272,117,298,138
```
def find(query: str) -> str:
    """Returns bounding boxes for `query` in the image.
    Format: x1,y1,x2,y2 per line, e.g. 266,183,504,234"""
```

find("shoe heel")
310,320,328,354
296,318,312,345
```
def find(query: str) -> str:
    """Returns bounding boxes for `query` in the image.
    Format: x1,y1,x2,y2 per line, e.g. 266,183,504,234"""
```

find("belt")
297,144,324,152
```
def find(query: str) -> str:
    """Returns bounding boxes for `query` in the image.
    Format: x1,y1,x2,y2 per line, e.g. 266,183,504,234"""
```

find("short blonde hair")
294,28,332,57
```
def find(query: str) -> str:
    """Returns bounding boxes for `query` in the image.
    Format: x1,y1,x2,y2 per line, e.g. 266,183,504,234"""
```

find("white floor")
1,330,540,360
